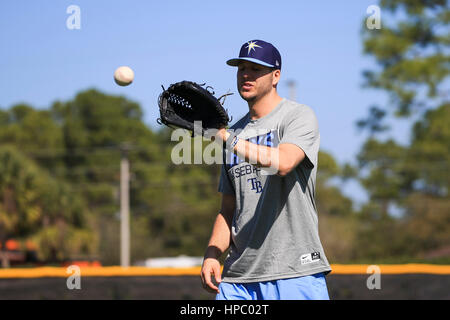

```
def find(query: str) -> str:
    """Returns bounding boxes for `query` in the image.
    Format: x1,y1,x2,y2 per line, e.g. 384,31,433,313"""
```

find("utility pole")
120,144,130,268
287,80,297,102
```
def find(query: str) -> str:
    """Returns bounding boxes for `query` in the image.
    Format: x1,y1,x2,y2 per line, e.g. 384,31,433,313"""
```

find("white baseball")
114,66,134,86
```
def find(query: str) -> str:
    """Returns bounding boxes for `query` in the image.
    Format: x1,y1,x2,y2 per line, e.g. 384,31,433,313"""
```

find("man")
201,40,331,300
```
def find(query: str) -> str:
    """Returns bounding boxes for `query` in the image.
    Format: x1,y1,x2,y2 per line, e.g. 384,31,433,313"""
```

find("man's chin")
239,90,256,102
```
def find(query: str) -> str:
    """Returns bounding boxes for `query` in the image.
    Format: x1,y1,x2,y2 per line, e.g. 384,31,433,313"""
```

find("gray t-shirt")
219,98,331,283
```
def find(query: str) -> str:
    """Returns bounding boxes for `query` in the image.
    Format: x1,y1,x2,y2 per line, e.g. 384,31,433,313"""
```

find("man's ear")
272,69,281,86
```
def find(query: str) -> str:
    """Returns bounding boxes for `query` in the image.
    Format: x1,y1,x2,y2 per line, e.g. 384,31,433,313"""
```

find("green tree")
0,104,65,172
315,151,360,262
353,0,449,262
0,146,42,267
401,104,450,258
362,0,449,117
0,146,95,266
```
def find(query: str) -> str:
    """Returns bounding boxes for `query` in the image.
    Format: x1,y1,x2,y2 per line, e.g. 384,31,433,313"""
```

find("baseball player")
200,39,332,300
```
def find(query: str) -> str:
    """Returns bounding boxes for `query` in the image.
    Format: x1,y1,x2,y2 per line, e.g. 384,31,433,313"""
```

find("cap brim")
226,57,275,68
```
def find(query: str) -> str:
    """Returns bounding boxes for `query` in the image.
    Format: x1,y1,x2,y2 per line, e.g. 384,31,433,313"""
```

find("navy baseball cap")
226,40,282,70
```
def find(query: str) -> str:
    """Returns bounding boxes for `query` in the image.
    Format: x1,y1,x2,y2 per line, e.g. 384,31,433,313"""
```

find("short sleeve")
278,105,320,169
218,164,235,195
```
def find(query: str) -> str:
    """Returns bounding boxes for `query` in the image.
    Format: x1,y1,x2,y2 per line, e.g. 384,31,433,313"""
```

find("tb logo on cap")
246,41,262,54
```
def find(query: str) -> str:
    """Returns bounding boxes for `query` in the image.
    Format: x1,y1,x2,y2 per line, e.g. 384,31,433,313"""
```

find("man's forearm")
234,137,279,170
220,130,279,171
216,129,306,176
204,212,232,260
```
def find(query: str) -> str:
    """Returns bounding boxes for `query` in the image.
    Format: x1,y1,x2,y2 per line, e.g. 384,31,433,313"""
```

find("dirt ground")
0,274,448,300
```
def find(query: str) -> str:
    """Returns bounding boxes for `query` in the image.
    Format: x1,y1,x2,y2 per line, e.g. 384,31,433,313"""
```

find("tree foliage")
0,145,95,265
353,0,449,262
362,0,449,117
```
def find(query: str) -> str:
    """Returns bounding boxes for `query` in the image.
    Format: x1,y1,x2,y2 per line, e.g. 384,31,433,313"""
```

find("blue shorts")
216,273,329,300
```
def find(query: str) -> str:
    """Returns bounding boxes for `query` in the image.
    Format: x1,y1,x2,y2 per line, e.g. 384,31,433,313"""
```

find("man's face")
236,61,279,102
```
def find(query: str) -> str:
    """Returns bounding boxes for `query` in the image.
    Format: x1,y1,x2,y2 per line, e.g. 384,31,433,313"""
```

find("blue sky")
0,1,416,206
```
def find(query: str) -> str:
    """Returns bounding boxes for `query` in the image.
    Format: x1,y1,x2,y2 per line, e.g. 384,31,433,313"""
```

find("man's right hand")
201,257,222,294
201,195,235,294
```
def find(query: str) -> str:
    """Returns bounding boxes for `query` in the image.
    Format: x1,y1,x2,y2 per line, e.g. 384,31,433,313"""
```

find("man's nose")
240,71,251,79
